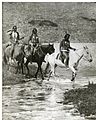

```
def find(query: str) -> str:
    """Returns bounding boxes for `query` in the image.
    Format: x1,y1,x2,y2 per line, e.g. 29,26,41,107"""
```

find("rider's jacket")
9,31,20,42
28,34,39,47
60,39,72,52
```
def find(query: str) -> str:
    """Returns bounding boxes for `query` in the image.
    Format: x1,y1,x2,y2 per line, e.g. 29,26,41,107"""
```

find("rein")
74,48,90,62
39,46,46,56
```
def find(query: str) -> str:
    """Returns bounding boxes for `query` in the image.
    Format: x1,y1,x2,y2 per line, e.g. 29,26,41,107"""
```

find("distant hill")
2,2,96,43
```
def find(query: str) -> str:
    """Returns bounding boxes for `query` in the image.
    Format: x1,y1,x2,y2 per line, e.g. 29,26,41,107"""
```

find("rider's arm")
69,44,76,51
64,41,76,51
17,32,20,40
36,37,39,43
59,40,63,51
28,35,32,43
7,30,12,33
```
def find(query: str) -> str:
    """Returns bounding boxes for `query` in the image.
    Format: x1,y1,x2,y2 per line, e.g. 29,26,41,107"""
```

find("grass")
64,82,96,116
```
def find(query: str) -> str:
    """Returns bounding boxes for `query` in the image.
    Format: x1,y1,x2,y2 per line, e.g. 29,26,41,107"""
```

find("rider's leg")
60,52,65,63
11,44,15,59
66,55,69,67
32,47,35,55
62,52,69,68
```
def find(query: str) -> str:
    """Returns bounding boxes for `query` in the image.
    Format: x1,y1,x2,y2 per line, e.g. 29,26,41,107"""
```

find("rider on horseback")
7,25,24,59
28,28,39,55
60,33,76,68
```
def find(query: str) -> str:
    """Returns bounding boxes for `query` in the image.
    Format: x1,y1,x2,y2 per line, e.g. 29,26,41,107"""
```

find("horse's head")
24,44,32,56
83,46,93,62
47,43,55,55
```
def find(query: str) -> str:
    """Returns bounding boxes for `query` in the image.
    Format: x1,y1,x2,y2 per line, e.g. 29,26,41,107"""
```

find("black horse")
24,44,55,80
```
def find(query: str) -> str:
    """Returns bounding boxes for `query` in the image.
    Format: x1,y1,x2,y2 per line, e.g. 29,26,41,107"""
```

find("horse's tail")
3,53,7,64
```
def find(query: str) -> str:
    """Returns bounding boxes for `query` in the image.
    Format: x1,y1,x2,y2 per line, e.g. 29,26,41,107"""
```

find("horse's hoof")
42,77,44,80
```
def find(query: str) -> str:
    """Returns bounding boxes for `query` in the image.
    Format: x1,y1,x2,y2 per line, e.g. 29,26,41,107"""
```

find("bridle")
74,48,91,62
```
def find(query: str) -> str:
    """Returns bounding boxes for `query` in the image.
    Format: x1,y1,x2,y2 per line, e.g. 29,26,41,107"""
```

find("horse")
44,43,93,81
24,43,55,80
3,43,25,74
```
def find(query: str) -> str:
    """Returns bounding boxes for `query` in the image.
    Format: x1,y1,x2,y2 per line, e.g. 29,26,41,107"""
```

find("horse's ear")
83,46,86,49
83,46,88,50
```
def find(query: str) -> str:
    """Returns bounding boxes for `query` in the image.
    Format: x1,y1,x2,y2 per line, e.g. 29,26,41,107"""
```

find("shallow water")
3,74,96,120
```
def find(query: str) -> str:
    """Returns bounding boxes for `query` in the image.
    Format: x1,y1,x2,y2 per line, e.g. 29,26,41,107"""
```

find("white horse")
44,43,93,81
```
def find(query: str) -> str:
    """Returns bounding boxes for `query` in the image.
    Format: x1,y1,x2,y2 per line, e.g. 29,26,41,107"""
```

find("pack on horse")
3,26,25,73
24,43,55,80
44,43,93,81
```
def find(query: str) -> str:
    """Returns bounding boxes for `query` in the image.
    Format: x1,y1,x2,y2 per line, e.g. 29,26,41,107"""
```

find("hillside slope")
2,2,96,43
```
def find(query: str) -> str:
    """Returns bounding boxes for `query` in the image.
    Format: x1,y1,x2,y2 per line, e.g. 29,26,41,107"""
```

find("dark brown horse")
24,44,55,80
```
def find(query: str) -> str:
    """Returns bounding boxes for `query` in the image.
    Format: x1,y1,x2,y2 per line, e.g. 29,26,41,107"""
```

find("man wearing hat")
59,33,76,68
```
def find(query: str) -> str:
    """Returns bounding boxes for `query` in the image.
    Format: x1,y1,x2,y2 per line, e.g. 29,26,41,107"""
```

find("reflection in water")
3,76,96,120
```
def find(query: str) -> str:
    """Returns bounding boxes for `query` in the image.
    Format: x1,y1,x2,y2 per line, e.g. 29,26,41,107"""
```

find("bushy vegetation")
64,83,96,116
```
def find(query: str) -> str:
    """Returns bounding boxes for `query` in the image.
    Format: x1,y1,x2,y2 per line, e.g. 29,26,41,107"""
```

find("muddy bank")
2,64,38,86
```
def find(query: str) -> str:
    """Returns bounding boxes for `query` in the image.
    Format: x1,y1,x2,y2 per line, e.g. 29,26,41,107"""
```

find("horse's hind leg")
39,65,44,80
35,66,40,79
44,62,50,75
20,57,24,74
15,62,19,74
25,60,30,75
21,62,24,74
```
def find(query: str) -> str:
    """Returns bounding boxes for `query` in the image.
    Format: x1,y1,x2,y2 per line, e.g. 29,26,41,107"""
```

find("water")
3,75,96,120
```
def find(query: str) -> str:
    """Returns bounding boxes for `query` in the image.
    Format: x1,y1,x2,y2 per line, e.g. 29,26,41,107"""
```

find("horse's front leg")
15,62,19,74
69,66,77,81
21,62,24,74
35,65,40,79
39,65,44,80
44,62,50,75
25,60,30,75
